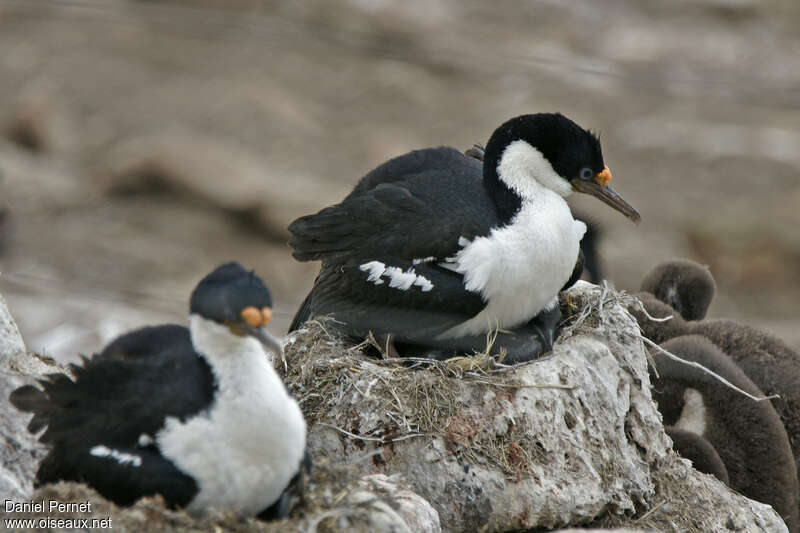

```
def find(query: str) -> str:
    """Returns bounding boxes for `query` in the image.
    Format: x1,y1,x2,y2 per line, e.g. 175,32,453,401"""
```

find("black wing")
36,443,197,508
9,326,215,506
289,147,498,263
304,257,486,342
96,324,190,361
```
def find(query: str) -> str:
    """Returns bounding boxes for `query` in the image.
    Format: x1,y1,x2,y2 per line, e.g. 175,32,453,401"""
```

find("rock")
354,474,441,533
0,293,62,500
0,293,26,366
284,281,790,533
97,131,345,239
2,285,789,532
554,529,648,533
5,471,439,533
3,82,77,154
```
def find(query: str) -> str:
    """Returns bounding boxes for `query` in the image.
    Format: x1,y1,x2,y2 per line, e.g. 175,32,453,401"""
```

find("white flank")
90,445,142,468
359,261,386,285
157,315,307,518
439,141,580,338
673,388,707,436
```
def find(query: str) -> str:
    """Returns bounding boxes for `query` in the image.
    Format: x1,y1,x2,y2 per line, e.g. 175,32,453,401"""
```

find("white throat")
436,140,587,338
496,139,573,199
156,315,306,517
189,314,266,367
441,192,585,338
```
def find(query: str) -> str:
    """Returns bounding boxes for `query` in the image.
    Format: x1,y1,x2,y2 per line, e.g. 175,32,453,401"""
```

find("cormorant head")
190,262,282,356
483,113,640,223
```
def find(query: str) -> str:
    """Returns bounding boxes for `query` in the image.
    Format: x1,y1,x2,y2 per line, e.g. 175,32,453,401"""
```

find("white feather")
439,141,580,338
496,140,573,198
384,267,418,290
360,261,434,292
413,275,434,292
90,445,142,468
157,315,306,518
359,261,386,285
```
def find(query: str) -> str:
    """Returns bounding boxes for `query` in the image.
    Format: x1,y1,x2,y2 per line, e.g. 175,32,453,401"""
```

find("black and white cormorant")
289,113,640,361
10,263,307,519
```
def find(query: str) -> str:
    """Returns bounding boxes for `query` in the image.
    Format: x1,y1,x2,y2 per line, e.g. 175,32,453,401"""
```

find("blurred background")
0,0,798,364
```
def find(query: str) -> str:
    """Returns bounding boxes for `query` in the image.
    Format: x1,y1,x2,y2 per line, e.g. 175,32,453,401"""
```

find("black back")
288,147,497,338
289,147,498,264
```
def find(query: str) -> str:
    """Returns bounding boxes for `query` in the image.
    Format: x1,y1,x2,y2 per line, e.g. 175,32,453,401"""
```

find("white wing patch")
384,267,418,290
359,261,386,285
90,445,143,467
359,261,434,292
412,256,436,265
414,276,434,292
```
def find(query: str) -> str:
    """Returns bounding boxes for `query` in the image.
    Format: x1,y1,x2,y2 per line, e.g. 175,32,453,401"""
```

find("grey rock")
8,473,438,533
0,293,62,500
344,474,441,533
0,293,26,366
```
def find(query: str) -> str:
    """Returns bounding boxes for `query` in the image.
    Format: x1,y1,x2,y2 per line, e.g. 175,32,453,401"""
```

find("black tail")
10,381,56,434
288,289,314,333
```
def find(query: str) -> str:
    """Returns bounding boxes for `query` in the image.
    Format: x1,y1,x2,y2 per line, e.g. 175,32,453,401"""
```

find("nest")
280,283,638,479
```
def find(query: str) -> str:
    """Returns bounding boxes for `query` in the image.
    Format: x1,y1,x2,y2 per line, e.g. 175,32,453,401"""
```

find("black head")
190,262,281,354
483,113,640,223
485,113,603,182
190,263,272,323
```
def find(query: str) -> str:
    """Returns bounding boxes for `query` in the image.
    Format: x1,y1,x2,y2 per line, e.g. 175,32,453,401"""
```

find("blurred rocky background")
0,0,798,364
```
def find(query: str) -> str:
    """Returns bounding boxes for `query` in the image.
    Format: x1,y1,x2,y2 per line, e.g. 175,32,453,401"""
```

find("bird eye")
579,167,594,180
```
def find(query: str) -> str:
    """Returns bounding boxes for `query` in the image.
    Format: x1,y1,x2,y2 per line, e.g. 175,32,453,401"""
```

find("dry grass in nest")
280,285,628,479
281,319,467,440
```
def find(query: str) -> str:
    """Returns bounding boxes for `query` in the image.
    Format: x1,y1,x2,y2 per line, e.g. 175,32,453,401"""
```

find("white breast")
439,189,582,338
157,316,306,517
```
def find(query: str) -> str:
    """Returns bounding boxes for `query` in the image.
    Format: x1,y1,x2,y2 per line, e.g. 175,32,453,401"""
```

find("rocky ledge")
0,283,788,532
